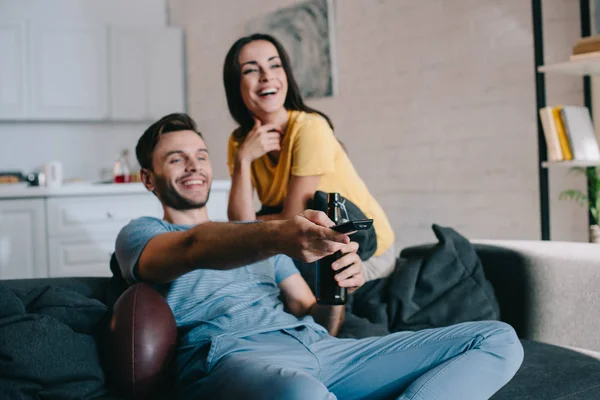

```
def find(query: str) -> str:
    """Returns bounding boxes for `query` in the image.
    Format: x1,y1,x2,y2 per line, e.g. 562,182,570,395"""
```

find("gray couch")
2,239,600,399
402,239,600,399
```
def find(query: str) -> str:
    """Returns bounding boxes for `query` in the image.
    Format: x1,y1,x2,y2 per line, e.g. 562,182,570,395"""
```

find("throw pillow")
386,224,501,331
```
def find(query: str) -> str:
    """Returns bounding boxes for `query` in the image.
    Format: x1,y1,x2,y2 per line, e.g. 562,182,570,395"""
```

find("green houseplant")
559,166,600,243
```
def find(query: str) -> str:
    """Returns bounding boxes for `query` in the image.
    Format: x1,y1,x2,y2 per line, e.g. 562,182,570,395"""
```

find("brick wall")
168,0,586,248
544,0,588,242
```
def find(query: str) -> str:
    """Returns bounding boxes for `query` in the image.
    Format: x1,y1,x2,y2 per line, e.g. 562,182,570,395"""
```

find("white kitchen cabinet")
0,21,28,119
206,187,229,222
0,199,48,279
109,27,147,120
146,28,185,119
109,27,184,121
48,235,118,277
47,193,163,277
0,20,184,122
46,194,163,237
29,24,108,120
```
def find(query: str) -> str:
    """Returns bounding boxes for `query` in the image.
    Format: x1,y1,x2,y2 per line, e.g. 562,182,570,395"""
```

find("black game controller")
332,219,374,233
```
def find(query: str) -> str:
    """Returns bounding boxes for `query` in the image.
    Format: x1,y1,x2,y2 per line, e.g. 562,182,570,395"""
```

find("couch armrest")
401,240,600,352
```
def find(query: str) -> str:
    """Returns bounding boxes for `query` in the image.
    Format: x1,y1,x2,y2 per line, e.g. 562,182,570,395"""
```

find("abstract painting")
246,0,337,99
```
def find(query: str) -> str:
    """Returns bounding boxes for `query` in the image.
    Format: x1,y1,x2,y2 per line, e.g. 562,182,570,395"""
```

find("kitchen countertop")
0,180,231,199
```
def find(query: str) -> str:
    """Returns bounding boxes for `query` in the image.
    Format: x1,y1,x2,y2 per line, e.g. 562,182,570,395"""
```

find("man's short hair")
136,113,204,171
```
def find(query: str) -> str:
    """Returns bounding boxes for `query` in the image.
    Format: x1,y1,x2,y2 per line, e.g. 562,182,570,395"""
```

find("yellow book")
539,106,563,161
552,106,573,160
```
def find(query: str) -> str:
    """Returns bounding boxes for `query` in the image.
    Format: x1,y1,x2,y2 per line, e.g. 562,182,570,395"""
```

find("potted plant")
559,166,600,243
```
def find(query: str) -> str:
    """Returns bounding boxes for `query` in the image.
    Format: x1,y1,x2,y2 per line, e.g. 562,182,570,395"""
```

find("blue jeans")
176,320,523,400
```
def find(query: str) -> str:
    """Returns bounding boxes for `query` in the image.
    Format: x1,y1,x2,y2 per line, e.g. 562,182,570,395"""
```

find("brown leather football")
109,283,177,399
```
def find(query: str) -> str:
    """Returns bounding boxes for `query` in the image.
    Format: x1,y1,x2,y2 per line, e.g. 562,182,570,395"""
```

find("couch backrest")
1,277,111,304
470,244,530,336
472,239,600,353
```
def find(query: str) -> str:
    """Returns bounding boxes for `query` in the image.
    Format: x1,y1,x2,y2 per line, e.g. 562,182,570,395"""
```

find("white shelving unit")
538,54,600,242
542,160,600,168
538,55,600,76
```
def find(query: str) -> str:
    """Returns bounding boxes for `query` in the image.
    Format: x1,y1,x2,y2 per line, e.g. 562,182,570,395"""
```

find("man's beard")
153,174,210,211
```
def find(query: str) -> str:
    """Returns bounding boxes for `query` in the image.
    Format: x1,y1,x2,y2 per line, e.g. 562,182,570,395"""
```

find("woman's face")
238,40,288,118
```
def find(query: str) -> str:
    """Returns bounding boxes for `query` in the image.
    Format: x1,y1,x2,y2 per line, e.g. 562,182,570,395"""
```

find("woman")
223,33,396,281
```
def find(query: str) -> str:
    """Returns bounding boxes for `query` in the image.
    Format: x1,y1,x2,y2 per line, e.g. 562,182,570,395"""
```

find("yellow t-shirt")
227,110,395,256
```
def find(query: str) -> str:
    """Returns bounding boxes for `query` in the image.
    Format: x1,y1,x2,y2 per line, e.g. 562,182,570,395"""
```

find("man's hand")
277,210,351,263
331,241,365,293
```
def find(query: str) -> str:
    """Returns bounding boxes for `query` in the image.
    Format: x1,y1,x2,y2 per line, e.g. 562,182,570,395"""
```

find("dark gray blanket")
340,224,501,338
0,284,109,399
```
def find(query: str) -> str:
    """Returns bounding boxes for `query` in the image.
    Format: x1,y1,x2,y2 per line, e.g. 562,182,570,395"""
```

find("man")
116,113,523,400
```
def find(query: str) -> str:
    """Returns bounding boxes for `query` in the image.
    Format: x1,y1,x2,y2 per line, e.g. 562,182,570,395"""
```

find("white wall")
169,0,557,248
0,122,148,181
0,0,168,182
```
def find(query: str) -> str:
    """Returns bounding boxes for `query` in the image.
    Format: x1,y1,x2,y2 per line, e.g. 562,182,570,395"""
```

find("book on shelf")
539,105,600,163
538,106,563,161
551,106,573,160
560,106,600,160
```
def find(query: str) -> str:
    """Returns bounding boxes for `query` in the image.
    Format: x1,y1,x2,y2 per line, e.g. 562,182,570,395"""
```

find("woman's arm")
277,274,345,336
228,120,283,221
257,174,321,220
259,115,336,220
228,157,257,221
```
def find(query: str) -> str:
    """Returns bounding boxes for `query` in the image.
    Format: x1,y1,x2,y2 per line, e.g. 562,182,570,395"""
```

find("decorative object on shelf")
245,0,337,99
559,166,600,243
571,34,600,59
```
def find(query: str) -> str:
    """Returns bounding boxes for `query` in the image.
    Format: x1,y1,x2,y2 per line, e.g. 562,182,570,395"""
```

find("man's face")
146,130,213,211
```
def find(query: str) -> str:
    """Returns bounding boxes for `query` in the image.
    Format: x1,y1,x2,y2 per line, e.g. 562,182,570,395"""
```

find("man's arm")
278,242,365,336
136,210,350,284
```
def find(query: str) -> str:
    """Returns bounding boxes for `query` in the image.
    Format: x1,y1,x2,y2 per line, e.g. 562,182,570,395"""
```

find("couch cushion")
492,340,600,399
0,283,109,399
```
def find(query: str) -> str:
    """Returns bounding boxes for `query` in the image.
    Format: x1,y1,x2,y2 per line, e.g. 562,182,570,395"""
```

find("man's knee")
479,321,524,377
213,355,335,400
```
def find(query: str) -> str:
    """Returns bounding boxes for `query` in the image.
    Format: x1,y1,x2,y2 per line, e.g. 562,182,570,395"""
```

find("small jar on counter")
113,149,132,183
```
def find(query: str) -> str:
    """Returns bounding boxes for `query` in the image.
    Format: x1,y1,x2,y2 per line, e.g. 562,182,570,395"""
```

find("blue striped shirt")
115,217,326,347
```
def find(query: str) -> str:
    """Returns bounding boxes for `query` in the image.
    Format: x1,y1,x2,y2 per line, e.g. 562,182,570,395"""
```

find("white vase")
590,225,600,244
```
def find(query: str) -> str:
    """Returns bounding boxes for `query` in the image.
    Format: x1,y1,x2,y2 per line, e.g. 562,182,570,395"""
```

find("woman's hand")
331,241,365,293
237,118,282,163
